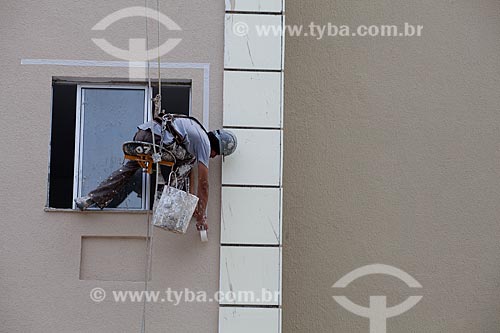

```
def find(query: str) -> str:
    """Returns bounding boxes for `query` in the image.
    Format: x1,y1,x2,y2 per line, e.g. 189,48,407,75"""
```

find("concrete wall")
283,0,500,332
1,1,224,332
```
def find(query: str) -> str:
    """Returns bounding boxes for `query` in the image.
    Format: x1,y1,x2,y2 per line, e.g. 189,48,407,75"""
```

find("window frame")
72,84,152,211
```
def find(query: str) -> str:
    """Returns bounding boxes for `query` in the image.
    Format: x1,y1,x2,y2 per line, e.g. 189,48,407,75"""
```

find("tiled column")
219,1,285,332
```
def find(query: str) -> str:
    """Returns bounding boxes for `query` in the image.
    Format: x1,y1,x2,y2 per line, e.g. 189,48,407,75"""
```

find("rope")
140,1,160,332
141,1,171,330
157,0,162,111
144,1,152,94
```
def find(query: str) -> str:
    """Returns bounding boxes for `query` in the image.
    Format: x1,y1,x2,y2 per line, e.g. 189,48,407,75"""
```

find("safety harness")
155,113,208,145
146,113,210,191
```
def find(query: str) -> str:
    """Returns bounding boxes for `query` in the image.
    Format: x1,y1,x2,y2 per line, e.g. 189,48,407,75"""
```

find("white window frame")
72,84,152,210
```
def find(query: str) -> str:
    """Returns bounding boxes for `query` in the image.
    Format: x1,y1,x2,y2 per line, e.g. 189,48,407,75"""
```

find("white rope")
157,0,162,111
141,1,168,330
140,1,159,332
144,1,152,93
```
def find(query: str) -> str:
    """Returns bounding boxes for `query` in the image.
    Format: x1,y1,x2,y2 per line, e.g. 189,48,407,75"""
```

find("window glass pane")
80,88,145,209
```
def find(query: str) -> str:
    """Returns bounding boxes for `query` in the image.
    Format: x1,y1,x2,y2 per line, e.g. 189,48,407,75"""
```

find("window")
48,81,191,210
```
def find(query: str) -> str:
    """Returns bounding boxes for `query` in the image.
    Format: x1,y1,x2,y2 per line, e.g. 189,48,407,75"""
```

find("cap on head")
209,129,237,156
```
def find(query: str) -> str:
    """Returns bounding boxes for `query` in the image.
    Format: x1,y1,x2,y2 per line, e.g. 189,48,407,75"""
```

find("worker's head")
208,129,237,158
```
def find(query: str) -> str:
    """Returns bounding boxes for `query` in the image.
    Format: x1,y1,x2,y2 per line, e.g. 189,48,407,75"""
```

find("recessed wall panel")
80,236,147,281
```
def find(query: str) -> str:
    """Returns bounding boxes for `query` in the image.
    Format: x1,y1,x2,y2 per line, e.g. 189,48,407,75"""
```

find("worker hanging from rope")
74,104,237,232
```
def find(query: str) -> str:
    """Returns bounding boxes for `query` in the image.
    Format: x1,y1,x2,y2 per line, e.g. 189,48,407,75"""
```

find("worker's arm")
194,163,209,230
189,170,195,195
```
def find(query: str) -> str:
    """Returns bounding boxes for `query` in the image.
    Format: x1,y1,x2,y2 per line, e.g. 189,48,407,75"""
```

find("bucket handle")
168,171,178,188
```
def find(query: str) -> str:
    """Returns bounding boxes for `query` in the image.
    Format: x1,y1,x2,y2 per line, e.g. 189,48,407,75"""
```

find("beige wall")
1,1,224,332
283,0,500,332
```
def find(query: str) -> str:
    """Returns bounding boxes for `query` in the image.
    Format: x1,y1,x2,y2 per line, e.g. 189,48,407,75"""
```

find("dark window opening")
152,85,190,116
48,83,77,208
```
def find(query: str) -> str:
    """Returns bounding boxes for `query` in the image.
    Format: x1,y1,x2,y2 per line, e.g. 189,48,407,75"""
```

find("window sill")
44,207,151,214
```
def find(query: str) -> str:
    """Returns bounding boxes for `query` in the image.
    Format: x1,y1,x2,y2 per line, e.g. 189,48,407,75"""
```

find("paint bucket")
152,172,199,234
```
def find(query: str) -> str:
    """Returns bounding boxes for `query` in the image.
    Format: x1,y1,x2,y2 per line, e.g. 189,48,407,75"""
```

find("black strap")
154,113,208,148
156,113,208,133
